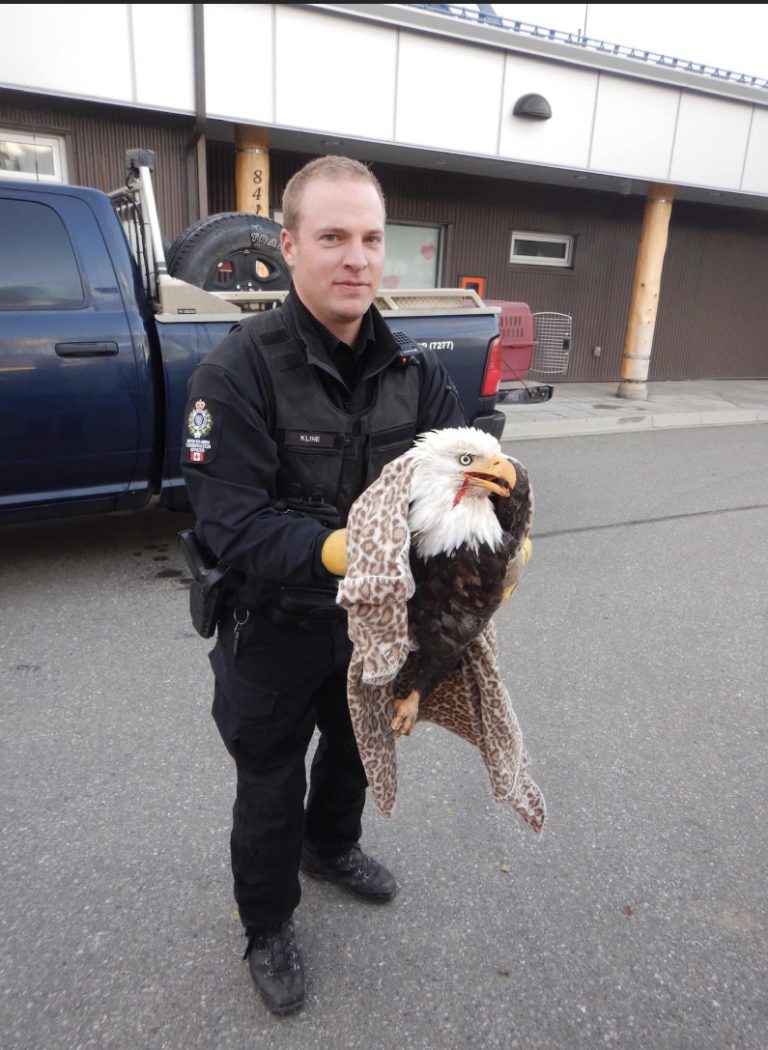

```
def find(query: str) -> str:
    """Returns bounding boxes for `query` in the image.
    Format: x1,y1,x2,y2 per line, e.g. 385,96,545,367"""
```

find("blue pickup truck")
0,151,549,524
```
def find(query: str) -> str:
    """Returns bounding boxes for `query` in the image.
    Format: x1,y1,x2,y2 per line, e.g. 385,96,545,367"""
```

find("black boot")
301,843,397,903
244,919,305,1016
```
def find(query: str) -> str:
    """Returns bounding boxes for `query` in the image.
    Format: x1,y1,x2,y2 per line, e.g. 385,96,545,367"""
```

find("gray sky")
489,4,768,78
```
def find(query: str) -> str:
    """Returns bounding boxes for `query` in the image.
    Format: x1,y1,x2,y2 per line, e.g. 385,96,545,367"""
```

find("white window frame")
0,130,68,183
510,230,573,268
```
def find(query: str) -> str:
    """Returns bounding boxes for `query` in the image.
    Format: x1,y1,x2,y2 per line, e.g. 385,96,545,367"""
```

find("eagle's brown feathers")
389,428,532,737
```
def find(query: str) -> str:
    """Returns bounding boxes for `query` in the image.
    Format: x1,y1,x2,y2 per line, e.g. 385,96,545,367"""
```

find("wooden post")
617,183,675,400
235,126,270,217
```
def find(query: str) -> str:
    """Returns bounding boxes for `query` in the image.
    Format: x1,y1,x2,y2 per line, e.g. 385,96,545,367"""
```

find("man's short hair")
282,155,386,233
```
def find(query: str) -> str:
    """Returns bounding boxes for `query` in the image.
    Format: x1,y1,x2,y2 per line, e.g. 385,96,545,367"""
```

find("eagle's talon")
391,690,420,739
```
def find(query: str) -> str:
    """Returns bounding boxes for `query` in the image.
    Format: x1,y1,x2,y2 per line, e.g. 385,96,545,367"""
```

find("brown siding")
206,138,235,215
0,89,196,239
376,165,644,382
650,201,768,380
267,151,768,382
4,98,767,382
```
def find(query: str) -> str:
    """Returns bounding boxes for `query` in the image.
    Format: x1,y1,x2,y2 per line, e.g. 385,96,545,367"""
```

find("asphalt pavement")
1,419,767,1050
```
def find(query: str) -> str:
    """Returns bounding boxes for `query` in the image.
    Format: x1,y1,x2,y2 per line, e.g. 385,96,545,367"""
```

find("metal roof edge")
305,3,768,108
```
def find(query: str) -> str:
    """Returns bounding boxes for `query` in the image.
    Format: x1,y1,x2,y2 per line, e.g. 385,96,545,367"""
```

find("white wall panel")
741,108,768,194
0,4,132,102
499,55,596,168
395,32,504,154
132,4,194,113
590,75,678,180
670,93,752,189
2,1,767,203
204,4,274,122
274,8,396,139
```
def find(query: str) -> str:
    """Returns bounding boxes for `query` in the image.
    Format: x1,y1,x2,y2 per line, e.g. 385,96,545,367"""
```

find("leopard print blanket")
337,450,547,835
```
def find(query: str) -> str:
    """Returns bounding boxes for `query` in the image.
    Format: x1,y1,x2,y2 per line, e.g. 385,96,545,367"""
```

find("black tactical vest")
253,314,420,526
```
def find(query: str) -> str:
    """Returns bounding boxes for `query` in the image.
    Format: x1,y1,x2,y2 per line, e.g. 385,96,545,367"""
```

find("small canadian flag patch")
190,450,205,462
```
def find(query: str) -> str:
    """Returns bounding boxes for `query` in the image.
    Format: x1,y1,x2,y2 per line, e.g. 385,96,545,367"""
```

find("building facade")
2,3,767,382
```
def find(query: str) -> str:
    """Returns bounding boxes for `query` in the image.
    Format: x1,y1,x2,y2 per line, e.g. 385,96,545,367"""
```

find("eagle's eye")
458,453,474,466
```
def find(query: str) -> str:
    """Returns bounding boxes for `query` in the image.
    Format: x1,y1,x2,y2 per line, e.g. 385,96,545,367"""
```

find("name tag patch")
284,430,335,448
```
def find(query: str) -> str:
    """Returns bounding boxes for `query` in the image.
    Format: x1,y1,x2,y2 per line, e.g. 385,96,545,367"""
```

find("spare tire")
167,212,290,292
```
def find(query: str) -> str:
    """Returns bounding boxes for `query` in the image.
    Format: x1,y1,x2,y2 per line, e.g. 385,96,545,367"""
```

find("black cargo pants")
210,605,367,932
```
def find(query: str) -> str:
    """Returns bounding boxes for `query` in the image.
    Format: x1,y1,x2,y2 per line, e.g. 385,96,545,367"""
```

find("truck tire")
166,212,290,292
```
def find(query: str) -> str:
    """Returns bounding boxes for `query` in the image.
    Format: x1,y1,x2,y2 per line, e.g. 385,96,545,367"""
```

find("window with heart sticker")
384,222,442,289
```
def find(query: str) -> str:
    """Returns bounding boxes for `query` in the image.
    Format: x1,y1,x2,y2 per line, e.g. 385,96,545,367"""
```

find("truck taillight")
480,337,502,397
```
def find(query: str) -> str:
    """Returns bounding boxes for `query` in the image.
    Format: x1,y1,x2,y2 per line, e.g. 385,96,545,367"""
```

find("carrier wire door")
530,313,572,377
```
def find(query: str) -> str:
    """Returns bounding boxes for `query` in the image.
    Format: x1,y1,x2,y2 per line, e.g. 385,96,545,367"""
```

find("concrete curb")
500,408,768,442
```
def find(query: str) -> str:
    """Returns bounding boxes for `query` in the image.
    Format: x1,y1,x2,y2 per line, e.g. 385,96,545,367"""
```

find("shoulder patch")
186,399,215,463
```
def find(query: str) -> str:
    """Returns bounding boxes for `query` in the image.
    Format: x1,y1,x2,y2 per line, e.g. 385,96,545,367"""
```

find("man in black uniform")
181,156,465,1016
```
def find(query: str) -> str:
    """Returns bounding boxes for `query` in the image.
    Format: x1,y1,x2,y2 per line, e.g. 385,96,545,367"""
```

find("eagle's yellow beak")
464,455,517,497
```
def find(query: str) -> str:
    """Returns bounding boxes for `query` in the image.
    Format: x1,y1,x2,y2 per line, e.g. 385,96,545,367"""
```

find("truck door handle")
55,341,119,357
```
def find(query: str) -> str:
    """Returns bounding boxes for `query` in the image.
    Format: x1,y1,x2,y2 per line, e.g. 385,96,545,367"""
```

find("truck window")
0,199,84,309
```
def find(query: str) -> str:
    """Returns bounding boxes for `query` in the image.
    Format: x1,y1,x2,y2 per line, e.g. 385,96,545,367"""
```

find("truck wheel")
166,212,290,292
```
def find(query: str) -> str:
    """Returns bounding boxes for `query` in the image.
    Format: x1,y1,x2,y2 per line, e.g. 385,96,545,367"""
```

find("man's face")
280,177,386,340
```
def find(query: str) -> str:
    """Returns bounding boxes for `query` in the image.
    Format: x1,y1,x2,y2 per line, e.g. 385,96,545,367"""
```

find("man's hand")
321,528,347,576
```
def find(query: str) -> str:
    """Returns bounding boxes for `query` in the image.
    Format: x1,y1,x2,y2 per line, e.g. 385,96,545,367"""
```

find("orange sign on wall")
459,275,486,298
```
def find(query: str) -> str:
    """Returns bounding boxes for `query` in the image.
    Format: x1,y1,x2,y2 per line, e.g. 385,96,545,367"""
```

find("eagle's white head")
408,427,518,559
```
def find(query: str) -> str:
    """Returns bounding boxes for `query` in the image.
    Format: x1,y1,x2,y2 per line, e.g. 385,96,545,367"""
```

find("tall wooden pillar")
617,183,675,401
234,126,270,217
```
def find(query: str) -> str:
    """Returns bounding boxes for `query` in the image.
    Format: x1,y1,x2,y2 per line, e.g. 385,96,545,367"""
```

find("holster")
177,528,230,638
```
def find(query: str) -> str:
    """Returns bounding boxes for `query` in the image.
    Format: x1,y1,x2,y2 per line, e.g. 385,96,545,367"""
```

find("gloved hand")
501,536,533,603
321,528,347,576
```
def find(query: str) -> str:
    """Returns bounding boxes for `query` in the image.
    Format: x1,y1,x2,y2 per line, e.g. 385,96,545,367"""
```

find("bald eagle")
390,427,532,738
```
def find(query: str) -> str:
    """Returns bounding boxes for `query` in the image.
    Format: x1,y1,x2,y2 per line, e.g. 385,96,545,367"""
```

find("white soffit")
395,30,504,154
132,4,195,112
670,92,753,189
205,4,274,123
590,75,680,181
499,54,596,168
0,4,132,102
274,7,396,140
